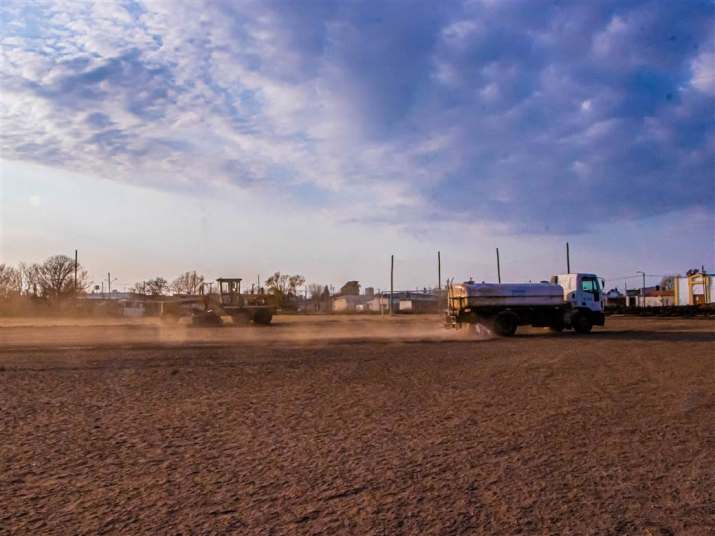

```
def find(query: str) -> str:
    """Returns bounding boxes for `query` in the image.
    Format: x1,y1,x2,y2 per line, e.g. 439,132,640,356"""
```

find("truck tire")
549,314,565,333
572,313,592,334
494,311,518,337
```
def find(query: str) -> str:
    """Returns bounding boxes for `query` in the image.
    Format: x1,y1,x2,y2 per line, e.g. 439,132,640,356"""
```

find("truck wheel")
573,313,592,334
549,316,565,333
494,311,518,337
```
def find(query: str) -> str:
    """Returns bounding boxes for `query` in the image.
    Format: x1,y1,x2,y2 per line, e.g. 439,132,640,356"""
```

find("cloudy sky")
1,0,714,291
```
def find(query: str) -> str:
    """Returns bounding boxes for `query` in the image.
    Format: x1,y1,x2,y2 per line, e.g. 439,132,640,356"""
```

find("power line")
603,272,679,281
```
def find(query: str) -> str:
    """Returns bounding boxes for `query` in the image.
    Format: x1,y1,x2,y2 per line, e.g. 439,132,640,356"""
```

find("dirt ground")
1,315,713,535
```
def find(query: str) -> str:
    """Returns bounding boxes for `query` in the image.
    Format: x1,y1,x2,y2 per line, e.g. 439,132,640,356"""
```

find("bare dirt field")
1,315,713,535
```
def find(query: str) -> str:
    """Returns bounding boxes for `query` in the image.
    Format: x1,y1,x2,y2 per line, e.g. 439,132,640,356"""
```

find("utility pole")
107,272,111,294
437,251,441,291
74,249,78,294
390,254,394,315
637,271,646,308
566,242,571,273
496,247,501,283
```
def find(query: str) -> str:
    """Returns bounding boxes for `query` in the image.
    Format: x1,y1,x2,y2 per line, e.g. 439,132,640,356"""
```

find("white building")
332,295,369,312
674,272,714,306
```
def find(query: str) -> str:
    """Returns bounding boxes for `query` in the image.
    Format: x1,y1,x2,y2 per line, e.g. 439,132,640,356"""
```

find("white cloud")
442,20,479,42
592,15,629,58
691,48,715,95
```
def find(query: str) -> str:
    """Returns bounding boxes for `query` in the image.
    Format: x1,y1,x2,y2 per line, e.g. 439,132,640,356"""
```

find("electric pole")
566,242,571,273
437,251,441,291
496,247,501,283
637,271,646,308
74,249,78,294
390,254,394,315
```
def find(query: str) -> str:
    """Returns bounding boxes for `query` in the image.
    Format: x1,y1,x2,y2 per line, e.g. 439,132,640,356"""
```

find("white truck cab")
552,273,605,312
551,273,606,331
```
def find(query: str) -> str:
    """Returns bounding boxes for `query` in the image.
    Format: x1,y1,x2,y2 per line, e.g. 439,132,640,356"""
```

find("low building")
644,289,675,307
371,291,439,314
625,287,674,307
365,296,390,313
332,288,440,314
81,292,164,316
398,297,439,313
332,295,369,313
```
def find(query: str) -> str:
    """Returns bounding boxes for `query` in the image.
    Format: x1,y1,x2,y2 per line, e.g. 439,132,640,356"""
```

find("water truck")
445,273,606,336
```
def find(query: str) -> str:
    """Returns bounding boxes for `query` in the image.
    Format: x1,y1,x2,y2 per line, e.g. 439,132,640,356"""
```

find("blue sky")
1,0,714,291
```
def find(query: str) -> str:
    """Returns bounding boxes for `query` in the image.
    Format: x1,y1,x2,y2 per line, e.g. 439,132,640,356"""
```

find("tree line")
1,256,323,308
0,255,88,300
130,272,309,302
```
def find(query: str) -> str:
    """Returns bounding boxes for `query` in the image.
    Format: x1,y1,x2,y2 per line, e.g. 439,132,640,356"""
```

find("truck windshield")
581,276,600,293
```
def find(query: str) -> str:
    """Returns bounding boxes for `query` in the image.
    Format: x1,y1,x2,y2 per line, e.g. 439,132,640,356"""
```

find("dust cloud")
0,314,494,350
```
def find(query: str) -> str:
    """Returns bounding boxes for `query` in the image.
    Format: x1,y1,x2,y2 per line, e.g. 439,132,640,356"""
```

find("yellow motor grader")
161,277,275,326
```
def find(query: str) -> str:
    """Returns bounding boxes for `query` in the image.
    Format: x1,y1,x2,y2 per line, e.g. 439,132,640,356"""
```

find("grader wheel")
231,311,252,325
252,308,273,325
191,310,222,326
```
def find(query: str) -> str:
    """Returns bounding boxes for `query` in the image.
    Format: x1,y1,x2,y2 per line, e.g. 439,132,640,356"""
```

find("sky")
1,0,714,292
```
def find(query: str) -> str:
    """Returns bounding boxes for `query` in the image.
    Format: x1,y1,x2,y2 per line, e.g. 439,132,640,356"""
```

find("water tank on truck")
446,273,606,336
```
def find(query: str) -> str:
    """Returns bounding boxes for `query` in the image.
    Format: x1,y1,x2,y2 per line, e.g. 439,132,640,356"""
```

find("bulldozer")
161,277,275,326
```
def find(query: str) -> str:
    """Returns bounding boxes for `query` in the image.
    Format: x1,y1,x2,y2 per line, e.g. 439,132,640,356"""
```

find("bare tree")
24,255,88,298
265,272,289,296
0,264,22,298
131,281,146,295
288,275,306,296
308,283,325,301
20,263,40,296
131,278,168,296
171,271,205,295
142,277,168,296
265,272,305,306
